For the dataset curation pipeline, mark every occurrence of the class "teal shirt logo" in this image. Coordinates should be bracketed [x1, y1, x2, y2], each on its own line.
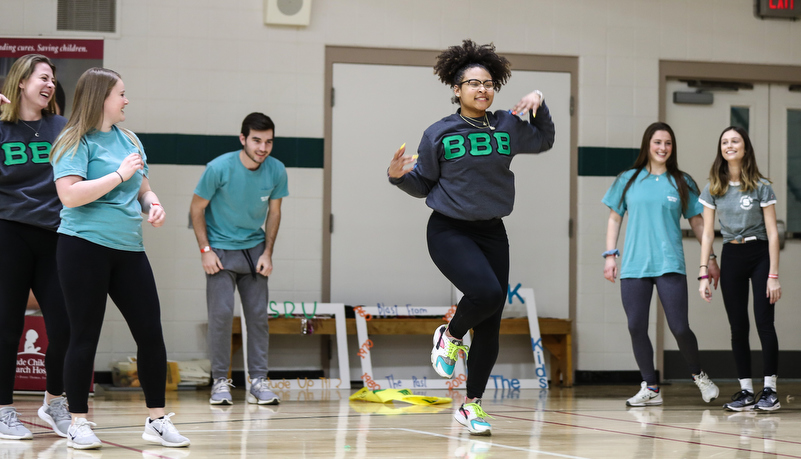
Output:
[442, 132, 510, 160]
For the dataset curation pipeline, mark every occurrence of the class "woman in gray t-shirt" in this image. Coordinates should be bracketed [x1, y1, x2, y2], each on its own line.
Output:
[698, 126, 781, 412]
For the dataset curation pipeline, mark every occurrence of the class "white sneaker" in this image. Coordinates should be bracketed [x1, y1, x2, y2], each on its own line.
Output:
[38, 396, 72, 438]
[142, 413, 190, 448]
[626, 382, 663, 407]
[454, 399, 492, 436]
[67, 418, 102, 450]
[693, 371, 720, 403]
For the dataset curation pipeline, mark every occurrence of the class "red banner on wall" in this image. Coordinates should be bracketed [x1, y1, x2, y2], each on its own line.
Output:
[0, 38, 103, 60]
[15, 315, 48, 391]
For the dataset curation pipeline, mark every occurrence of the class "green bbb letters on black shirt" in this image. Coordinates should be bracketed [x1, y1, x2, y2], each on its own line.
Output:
[390, 103, 555, 221]
[0, 114, 67, 230]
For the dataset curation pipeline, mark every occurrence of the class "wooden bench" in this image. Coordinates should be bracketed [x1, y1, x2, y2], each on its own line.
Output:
[232, 316, 573, 387]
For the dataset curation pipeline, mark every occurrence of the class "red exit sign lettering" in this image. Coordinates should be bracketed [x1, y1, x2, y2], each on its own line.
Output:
[757, 0, 801, 18]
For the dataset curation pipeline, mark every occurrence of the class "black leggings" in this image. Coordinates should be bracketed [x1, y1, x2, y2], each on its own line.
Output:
[720, 240, 778, 378]
[0, 219, 70, 404]
[427, 211, 509, 400]
[620, 274, 701, 386]
[57, 235, 167, 413]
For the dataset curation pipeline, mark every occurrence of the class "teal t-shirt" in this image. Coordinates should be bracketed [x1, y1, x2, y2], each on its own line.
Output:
[602, 169, 703, 279]
[194, 151, 289, 250]
[52, 126, 148, 252]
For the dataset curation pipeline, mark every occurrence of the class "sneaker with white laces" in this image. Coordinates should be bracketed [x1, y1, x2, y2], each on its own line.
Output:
[247, 378, 279, 405]
[431, 325, 469, 379]
[693, 371, 720, 403]
[723, 390, 756, 411]
[67, 418, 102, 450]
[142, 413, 190, 447]
[454, 399, 492, 436]
[626, 382, 663, 407]
[209, 378, 234, 405]
[755, 388, 781, 411]
[38, 396, 72, 438]
[0, 407, 32, 440]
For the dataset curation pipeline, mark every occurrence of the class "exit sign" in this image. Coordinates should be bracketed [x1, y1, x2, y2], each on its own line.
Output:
[756, 0, 800, 19]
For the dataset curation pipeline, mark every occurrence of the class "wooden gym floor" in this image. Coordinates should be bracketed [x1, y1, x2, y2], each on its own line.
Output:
[6, 381, 801, 458]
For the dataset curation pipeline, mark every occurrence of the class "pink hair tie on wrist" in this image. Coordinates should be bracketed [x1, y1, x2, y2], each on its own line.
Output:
[768, 274, 779, 279]
[697, 275, 709, 281]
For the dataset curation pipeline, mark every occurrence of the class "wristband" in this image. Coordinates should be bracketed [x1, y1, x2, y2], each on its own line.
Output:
[601, 249, 620, 259]
[151, 202, 161, 207]
[768, 274, 779, 279]
[708, 253, 716, 260]
[201, 246, 211, 254]
[697, 275, 709, 280]
[114, 171, 124, 183]
[700, 265, 708, 269]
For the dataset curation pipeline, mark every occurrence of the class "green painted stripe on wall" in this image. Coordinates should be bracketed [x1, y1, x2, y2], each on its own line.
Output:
[578, 146, 639, 176]
[138, 133, 324, 168]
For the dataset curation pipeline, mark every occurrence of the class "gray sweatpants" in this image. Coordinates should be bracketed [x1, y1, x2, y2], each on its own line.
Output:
[207, 242, 270, 380]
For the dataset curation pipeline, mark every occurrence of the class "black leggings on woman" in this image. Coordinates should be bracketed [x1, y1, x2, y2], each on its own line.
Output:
[720, 240, 778, 379]
[0, 219, 70, 405]
[57, 235, 167, 413]
[620, 273, 702, 386]
[427, 211, 509, 400]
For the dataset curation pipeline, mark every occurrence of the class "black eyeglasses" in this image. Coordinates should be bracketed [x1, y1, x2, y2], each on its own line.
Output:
[458, 79, 499, 91]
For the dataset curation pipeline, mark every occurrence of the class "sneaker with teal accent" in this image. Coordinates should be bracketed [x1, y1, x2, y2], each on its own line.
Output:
[454, 399, 492, 436]
[431, 325, 469, 379]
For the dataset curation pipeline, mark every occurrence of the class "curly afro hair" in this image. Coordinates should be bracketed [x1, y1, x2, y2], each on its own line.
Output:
[434, 39, 512, 95]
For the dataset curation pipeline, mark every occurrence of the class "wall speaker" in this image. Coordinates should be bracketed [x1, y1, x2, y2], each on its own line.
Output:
[264, 0, 312, 26]
[673, 91, 713, 105]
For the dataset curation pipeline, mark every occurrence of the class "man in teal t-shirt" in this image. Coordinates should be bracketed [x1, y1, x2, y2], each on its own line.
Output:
[190, 113, 288, 406]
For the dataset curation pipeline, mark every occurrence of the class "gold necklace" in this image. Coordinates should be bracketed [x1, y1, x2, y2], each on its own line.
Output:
[459, 112, 495, 130]
[19, 119, 42, 138]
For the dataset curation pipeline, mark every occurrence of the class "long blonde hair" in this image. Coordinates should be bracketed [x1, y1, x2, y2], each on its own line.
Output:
[0, 54, 58, 123]
[51, 68, 138, 163]
[708, 126, 770, 196]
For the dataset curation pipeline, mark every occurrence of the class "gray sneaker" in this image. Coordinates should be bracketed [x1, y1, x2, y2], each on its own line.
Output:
[209, 378, 234, 405]
[723, 390, 755, 411]
[0, 407, 32, 440]
[755, 388, 781, 411]
[38, 396, 71, 438]
[142, 413, 190, 447]
[247, 378, 279, 405]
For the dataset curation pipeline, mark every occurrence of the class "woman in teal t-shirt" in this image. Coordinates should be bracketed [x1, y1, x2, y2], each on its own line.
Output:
[50, 68, 189, 451]
[602, 122, 720, 407]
